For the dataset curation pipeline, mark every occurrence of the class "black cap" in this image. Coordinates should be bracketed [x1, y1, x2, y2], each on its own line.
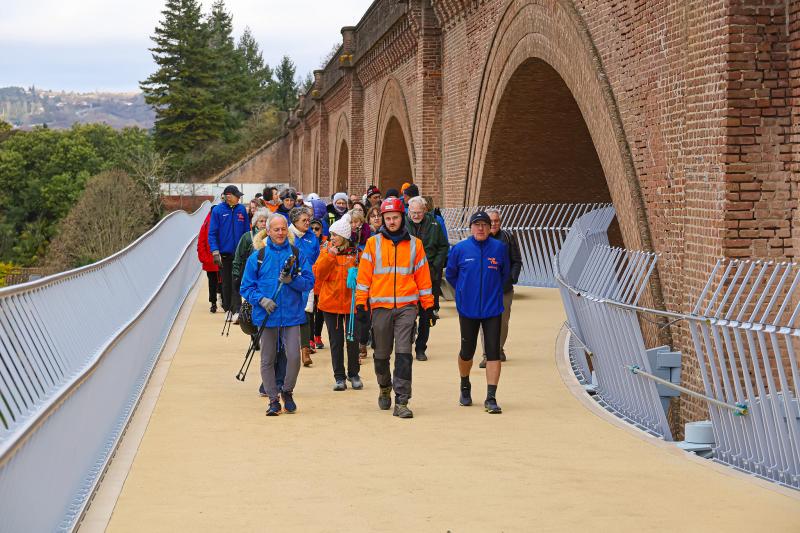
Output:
[366, 185, 381, 197]
[469, 211, 491, 226]
[384, 187, 400, 198]
[404, 184, 420, 198]
[223, 185, 243, 197]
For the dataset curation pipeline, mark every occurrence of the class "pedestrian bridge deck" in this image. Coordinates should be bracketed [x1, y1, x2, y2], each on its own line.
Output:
[93, 284, 800, 532]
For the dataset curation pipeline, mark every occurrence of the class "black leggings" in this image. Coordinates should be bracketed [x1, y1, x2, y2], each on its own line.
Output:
[458, 315, 502, 361]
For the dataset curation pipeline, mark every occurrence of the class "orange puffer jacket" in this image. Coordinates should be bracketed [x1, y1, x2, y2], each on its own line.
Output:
[314, 246, 360, 315]
[356, 229, 434, 310]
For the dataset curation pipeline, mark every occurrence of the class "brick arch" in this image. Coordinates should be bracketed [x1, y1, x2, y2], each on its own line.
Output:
[373, 77, 415, 191]
[467, 0, 652, 253]
[333, 113, 350, 194]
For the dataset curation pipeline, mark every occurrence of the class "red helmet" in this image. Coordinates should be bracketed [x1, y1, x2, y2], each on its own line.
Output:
[380, 197, 405, 215]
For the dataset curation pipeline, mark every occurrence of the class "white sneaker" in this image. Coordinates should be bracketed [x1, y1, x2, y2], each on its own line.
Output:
[232, 312, 240, 325]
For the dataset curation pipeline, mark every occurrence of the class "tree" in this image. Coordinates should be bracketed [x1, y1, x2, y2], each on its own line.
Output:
[207, 0, 248, 135]
[320, 42, 341, 68]
[0, 120, 11, 142]
[300, 72, 314, 94]
[0, 124, 157, 266]
[271, 55, 298, 112]
[140, 0, 226, 155]
[48, 170, 158, 268]
[237, 27, 272, 107]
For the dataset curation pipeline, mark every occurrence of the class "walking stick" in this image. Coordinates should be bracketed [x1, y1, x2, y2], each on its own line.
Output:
[236, 254, 296, 381]
[221, 309, 233, 336]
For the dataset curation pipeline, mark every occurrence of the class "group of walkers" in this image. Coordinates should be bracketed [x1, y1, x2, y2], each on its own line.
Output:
[197, 182, 522, 418]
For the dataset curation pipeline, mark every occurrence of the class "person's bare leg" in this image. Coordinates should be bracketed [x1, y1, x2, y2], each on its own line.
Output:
[486, 360, 501, 386]
[458, 356, 473, 378]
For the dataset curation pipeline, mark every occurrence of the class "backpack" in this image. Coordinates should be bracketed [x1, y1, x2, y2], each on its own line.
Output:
[239, 244, 300, 336]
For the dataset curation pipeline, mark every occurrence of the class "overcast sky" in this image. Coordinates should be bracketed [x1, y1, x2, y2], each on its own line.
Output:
[0, 0, 374, 93]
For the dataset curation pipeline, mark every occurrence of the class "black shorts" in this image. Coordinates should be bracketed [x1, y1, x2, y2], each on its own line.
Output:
[458, 315, 502, 361]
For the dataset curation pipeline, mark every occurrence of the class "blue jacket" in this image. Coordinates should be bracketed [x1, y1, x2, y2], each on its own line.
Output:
[239, 238, 315, 328]
[208, 202, 249, 255]
[291, 227, 320, 303]
[445, 236, 510, 319]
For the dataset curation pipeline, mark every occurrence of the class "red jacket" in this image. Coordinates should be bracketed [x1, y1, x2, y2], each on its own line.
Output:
[197, 212, 219, 272]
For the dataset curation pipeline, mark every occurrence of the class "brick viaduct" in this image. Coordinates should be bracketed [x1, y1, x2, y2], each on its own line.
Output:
[223, 0, 800, 427]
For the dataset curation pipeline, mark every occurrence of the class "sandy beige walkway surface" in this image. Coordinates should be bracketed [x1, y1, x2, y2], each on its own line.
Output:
[106, 287, 800, 532]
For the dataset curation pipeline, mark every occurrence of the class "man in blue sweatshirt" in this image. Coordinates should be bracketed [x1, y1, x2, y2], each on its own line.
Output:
[445, 211, 510, 413]
[208, 185, 250, 316]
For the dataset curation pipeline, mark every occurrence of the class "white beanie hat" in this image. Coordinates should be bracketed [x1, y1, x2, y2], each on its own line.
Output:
[333, 192, 348, 204]
[306, 193, 320, 201]
[329, 213, 352, 240]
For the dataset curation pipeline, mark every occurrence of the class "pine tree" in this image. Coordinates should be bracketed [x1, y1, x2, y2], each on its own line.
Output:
[207, 0, 247, 135]
[237, 27, 272, 108]
[271, 55, 298, 112]
[140, 0, 226, 154]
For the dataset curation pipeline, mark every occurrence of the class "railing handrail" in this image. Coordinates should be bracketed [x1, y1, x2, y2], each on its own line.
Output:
[0, 201, 210, 298]
[554, 257, 800, 337]
[0, 231, 199, 468]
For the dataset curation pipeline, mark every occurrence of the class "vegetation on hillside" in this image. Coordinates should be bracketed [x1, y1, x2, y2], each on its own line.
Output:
[0, 0, 321, 277]
[0, 121, 166, 268]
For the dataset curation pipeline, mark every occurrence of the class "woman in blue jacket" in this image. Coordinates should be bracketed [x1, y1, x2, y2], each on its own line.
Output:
[240, 213, 315, 416]
[445, 211, 509, 414]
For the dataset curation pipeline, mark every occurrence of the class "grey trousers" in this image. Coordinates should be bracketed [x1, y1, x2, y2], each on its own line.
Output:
[371, 306, 417, 403]
[260, 325, 301, 400]
[482, 289, 514, 357]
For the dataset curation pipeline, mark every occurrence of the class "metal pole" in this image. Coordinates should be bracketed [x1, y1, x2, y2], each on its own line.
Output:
[625, 364, 748, 416]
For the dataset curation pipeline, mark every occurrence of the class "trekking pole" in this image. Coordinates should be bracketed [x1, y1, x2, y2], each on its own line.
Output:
[221, 309, 232, 336]
[236, 254, 297, 381]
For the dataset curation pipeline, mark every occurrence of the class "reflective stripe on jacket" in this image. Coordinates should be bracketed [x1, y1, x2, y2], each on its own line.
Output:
[356, 230, 434, 310]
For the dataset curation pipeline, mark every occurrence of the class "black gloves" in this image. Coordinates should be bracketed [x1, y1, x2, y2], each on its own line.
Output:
[356, 305, 370, 326]
[424, 307, 437, 327]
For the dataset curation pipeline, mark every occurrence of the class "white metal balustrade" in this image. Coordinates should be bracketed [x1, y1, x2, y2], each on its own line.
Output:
[689, 260, 800, 489]
[0, 202, 210, 531]
[443, 203, 800, 489]
[440, 203, 610, 288]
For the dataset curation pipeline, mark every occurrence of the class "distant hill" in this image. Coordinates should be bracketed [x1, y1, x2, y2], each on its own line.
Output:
[0, 86, 155, 130]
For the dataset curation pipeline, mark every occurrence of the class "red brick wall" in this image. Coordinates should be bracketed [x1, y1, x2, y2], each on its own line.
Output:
[231, 0, 800, 429]
[478, 57, 610, 206]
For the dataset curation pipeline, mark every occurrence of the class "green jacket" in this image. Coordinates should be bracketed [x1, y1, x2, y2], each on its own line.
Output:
[406, 212, 449, 280]
[233, 229, 266, 279]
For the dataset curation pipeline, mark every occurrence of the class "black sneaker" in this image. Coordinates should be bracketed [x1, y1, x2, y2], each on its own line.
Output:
[484, 398, 502, 414]
[258, 383, 267, 397]
[348, 375, 364, 390]
[282, 391, 297, 413]
[266, 399, 282, 416]
[210, 304, 217, 313]
[378, 387, 392, 410]
[415, 352, 428, 361]
[460, 385, 472, 406]
[500, 352, 507, 362]
[333, 380, 347, 391]
[479, 357, 487, 369]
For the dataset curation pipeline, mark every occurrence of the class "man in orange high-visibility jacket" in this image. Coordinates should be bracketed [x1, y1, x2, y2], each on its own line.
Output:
[356, 197, 434, 419]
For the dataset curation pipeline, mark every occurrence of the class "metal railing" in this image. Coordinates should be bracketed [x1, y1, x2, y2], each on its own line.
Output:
[688, 260, 800, 489]
[0, 202, 210, 531]
[552, 207, 800, 488]
[554, 207, 673, 439]
[440, 203, 610, 288]
[442, 202, 800, 489]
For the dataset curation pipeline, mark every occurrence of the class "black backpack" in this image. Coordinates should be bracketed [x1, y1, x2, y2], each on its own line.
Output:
[239, 244, 300, 336]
